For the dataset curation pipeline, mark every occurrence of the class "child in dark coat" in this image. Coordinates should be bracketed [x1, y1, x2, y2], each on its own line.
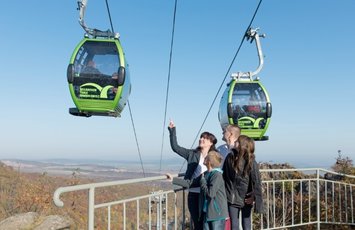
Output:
[167, 151, 228, 229]
[200, 151, 229, 230]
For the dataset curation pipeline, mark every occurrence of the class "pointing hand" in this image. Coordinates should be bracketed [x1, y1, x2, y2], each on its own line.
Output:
[168, 119, 175, 128]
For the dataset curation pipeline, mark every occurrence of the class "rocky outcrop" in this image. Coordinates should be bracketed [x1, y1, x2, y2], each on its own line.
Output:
[0, 212, 74, 230]
[0, 212, 39, 230]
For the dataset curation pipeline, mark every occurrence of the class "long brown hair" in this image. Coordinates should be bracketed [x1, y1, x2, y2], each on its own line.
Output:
[232, 135, 255, 177]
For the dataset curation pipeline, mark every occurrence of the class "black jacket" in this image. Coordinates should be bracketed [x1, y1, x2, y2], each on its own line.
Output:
[168, 127, 201, 188]
[222, 150, 263, 213]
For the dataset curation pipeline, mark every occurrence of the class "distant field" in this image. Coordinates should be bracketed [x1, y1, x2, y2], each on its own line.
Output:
[0, 158, 182, 180]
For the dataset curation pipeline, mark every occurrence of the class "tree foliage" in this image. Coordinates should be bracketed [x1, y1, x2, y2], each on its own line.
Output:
[331, 150, 354, 175]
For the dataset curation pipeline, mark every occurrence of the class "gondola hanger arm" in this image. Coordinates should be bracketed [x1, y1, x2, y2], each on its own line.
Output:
[77, 0, 118, 38]
[231, 28, 265, 81]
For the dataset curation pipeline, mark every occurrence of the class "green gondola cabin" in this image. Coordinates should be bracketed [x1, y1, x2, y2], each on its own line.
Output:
[67, 37, 131, 117]
[219, 78, 272, 140]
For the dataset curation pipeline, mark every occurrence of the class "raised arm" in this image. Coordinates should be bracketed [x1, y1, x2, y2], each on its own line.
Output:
[168, 125, 191, 160]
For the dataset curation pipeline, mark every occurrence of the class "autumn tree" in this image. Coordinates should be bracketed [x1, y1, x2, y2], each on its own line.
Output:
[331, 150, 353, 175]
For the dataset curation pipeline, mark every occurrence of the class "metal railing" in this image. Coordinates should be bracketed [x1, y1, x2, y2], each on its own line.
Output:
[257, 168, 355, 229]
[53, 168, 355, 229]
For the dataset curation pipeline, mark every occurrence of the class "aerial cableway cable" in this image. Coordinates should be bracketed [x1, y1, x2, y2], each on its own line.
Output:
[191, 0, 264, 146]
[128, 101, 146, 177]
[105, 0, 115, 34]
[159, 0, 179, 172]
[104, 0, 146, 177]
[179, 0, 264, 173]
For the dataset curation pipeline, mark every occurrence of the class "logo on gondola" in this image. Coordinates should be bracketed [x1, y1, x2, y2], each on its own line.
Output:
[238, 116, 265, 129]
[79, 83, 114, 99]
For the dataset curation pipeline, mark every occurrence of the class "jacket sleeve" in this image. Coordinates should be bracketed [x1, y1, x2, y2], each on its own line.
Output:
[251, 160, 264, 213]
[200, 172, 223, 199]
[190, 174, 202, 188]
[168, 127, 191, 160]
[172, 177, 191, 188]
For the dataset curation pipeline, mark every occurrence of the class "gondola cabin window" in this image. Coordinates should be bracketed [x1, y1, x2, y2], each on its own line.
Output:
[231, 83, 268, 129]
[72, 41, 120, 100]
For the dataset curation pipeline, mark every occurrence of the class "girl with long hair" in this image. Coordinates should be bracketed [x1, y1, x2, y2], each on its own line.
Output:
[222, 135, 263, 230]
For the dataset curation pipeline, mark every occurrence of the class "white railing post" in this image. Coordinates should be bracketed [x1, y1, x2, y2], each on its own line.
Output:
[308, 179, 311, 222]
[345, 184, 348, 223]
[300, 180, 303, 224]
[156, 200, 159, 230]
[339, 183, 342, 222]
[325, 181, 328, 223]
[182, 189, 186, 230]
[149, 197, 152, 230]
[165, 194, 168, 230]
[88, 187, 95, 230]
[137, 200, 140, 230]
[123, 202, 126, 230]
[332, 182, 335, 222]
[351, 186, 354, 224]
[291, 181, 294, 226]
[174, 193, 177, 230]
[272, 181, 275, 228]
[282, 181, 285, 227]
[266, 182, 269, 229]
[316, 169, 320, 230]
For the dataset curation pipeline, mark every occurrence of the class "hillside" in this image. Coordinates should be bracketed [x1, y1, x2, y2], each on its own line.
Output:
[0, 162, 170, 229]
[0, 154, 353, 229]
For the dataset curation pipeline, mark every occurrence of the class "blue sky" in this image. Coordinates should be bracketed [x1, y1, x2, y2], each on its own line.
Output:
[0, 0, 354, 171]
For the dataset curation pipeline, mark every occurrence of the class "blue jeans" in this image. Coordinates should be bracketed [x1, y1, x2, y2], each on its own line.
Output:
[203, 219, 225, 230]
[188, 192, 203, 230]
[228, 205, 252, 230]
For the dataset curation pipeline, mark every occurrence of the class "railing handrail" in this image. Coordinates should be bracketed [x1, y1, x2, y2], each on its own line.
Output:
[259, 167, 355, 179]
[95, 189, 173, 209]
[54, 175, 168, 207]
[53, 168, 355, 207]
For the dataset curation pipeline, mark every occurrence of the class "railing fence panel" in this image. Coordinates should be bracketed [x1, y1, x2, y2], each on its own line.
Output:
[53, 168, 355, 230]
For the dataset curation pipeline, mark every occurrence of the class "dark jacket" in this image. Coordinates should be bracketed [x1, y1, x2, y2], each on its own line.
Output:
[168, 127, 201, 188]
[199, 168, 229, 222]
[222, 150, 263, 213]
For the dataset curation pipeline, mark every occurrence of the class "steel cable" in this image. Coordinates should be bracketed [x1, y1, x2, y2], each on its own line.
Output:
[104, 0, 146, 177]
[159, 0, 178, 172]
[179, 0, 264, 173]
